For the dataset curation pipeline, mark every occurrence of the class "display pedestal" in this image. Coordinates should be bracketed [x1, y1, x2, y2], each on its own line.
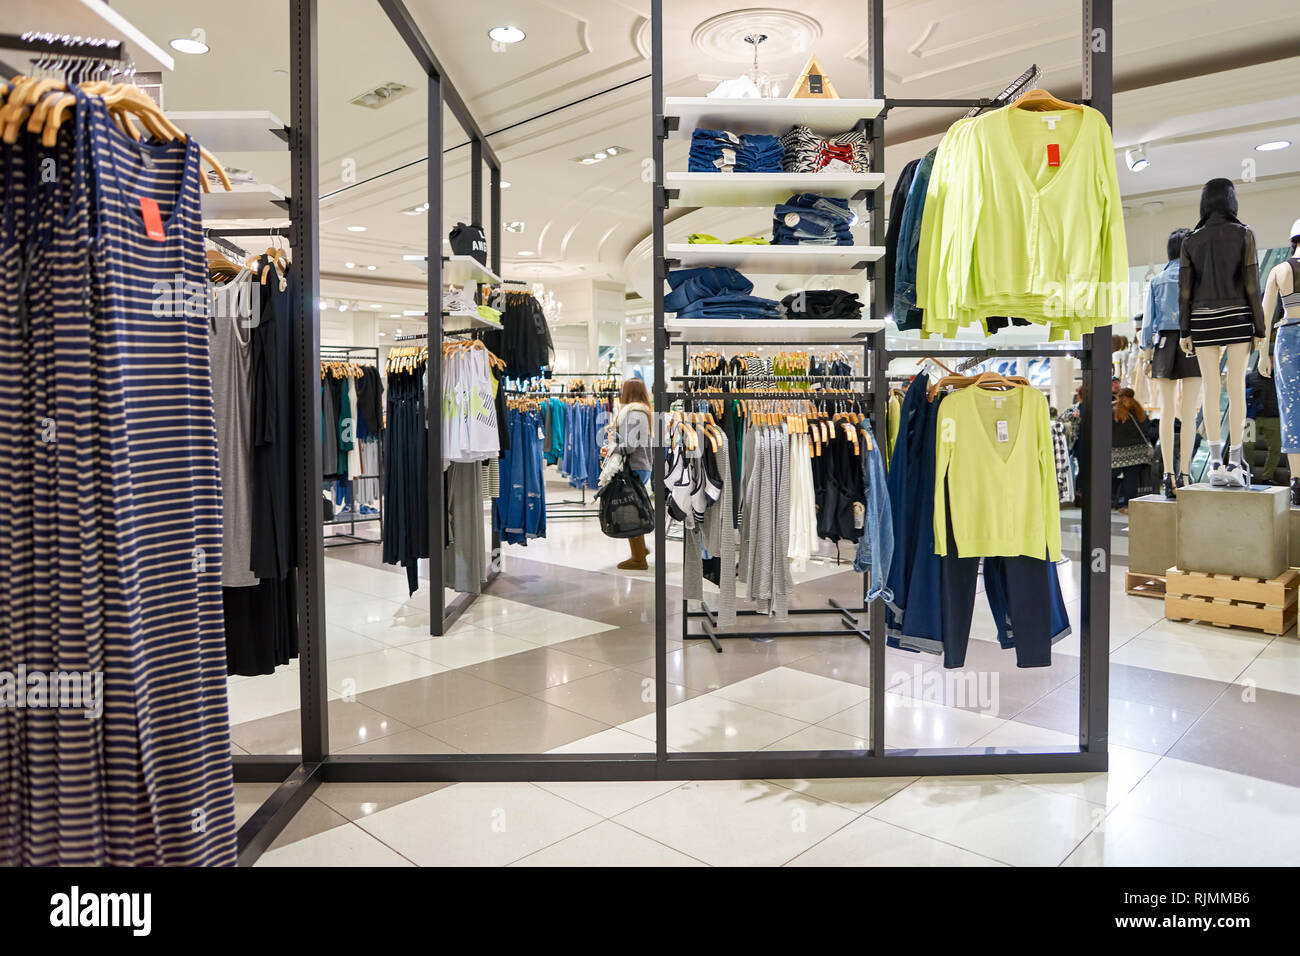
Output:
[1176, 483, 1288, 580]
[1128, 494, 1178, 575]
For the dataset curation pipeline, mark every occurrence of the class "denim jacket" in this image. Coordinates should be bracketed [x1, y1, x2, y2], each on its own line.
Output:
[892, 149, 936, 330]
[853, 421, 895, 602]
[1140, 259, 1180, 350]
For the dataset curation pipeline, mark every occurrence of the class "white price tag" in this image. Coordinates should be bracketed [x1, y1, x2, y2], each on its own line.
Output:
[996, 420, 1010, 443]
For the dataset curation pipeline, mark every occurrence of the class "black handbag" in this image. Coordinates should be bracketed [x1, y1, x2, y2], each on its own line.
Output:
[595, 461, 654, 538]
[448, 221, 487, 265]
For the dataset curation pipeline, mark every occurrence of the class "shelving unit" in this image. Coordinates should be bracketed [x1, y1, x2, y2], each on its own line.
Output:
[664, 317, 883, 344]
[201, 184, 290, 221]
[665, 171, 883, 207]
[663, 96, 883, 138]
[666, 242, 883, 273]
[403, 254, 501, 287]
[166, 111, 289, 152]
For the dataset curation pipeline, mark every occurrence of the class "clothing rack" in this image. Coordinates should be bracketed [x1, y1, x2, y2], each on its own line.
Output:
[320, 346, 382, 547]
[645, 0, 1114, 778]
[0, 32, 125, 62]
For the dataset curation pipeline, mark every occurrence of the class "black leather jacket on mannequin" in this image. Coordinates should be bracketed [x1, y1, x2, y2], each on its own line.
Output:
[1178, 178, 1266, 339]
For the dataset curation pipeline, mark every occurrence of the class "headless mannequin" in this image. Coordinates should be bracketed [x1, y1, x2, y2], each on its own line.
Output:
[1152, 375, 1203, 475]
[1257, 231, 1300, 492]
[1182, 338, 1252, 453]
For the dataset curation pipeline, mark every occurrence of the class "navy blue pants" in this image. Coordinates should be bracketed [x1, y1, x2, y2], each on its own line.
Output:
[940, 515, 1064, 669]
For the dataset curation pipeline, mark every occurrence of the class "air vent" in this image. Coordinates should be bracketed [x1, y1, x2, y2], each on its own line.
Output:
[350, 82, 413, 109]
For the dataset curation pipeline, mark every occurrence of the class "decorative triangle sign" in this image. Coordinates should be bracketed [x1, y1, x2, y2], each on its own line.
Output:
[789, 54, 838, 99]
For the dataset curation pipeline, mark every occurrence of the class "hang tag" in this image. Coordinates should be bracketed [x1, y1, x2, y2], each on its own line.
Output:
[537, 426, 545, 440]
[139, 196, 165, 241]
[852, 501, 865, 530]
[1040, 115, 1060, 131]
[996, 420, 1010, 443]
[1046, 143, 1061, 167]
[784, 212, 801, 227]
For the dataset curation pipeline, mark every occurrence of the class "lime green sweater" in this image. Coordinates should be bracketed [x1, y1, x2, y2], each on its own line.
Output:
[934, 385, 1061, 561]
[916, 105, 1128, 340]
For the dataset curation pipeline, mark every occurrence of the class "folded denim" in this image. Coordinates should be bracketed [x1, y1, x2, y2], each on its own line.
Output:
[689, 129, 785, 173]
[676, 293, 783, 319]
[772, 227, 854, 246]
[778, 193, 854, 223]
[781, 289, 863, 320]
[663, 267, 752, 312]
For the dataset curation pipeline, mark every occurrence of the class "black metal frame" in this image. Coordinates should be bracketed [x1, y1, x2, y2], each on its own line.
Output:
[320, 345, 382, 546]
[231, 0, 1114, 865]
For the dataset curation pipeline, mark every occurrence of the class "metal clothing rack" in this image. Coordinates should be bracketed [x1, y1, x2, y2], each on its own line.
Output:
[320, 346, 382, 547]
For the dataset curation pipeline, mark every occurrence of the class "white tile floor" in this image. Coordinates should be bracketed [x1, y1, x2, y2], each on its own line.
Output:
[241, 503, 1300, 867]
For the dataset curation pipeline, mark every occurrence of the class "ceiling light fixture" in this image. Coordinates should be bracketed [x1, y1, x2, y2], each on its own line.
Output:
[345, 262, 356, 269]
[1124, 145, 1150, 172]
[395, 329, 402, 336]
[378, 331, 387, 337]
[499, 180, 512, 189]
[366, 265, 377, 271]
[506, 221, 525, 233]
[347, 225, 367, 232]
[169, 36, 209, 55]
[488, 26, 526, 44]
[517, 250, 534, 256]
[370, 303, 382, 309]
[593, 151, 607, 160]
[1256, 139, 1292, 152]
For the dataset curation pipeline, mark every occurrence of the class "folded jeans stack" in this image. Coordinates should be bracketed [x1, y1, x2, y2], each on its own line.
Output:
[689, 128, 785, 173]
[772, 193, 855, 245]
[664, 267, 782, 319]
[781, 289, 863, 320]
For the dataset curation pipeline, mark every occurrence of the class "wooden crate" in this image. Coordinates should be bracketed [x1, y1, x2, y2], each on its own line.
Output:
[1125, 571, 1166, 599]
[1165, 567, 1300, 635]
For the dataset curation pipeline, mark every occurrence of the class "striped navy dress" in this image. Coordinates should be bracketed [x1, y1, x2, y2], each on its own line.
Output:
[1, 90, 237, 865]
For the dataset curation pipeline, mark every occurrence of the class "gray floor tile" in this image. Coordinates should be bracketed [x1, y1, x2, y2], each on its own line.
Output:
[1013, 685, 1202, 755]
[536, 666, 695, 725]
[460, 646, 614, 694]
[626, 642, 799, 692]
[1169, 710, 1300, 788]
[1059, 662, 1228, 713]
[336, 727, 463, 755]
[267, 797, 350, 850]
[355, 670, 520, 727]
[314, 781, 453, 821]
[554, 629, 679, 666]
[230, 699, 412, 755]
[419, 695, 610, 753]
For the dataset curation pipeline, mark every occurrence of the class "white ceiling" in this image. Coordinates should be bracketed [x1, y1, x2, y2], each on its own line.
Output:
[82, 0, 1300, 325]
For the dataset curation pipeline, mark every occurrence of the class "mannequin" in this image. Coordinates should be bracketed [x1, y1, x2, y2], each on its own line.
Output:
[1178, 179, 1266, 488]
[1142, 227, 1202, 497]
[1256, 217, 1300, 505]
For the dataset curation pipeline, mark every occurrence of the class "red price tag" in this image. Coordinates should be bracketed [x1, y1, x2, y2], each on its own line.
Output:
[1046, 143, 1061, 167]
[139, 196, 166, 241]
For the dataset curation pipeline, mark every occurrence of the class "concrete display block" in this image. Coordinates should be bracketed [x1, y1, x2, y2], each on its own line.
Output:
[1176, 483, 1289, 580]
[1291, 509, 1300, 568]
[1128, 494, 1179, 576]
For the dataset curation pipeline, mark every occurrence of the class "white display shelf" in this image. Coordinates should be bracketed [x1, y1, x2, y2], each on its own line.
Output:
[201, 184, 289, 221]
[664, 97, 883, 140]
[664, 317, 884, 344]
[666, 242, 883, 274]
[166, 111, 288, 152]
[402, 254, 501, 286]
[4, 0, 174, 72]
[443, 310, 501, 332]
[666, 171, 884, 207]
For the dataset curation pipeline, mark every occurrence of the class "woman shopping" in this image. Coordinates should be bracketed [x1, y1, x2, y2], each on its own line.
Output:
[1112, 387, 1156, 512]
[605, 378, 655, 570]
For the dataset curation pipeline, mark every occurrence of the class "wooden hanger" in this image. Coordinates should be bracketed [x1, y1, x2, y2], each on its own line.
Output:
[1008, 87, 1083, 112]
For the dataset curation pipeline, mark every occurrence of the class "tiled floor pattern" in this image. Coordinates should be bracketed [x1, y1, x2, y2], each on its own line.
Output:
[236, 508, 1300, 865]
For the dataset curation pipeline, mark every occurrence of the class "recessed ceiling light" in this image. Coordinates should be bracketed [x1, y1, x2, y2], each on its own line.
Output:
[593, 151, 607, 160]
[339, 302, 348, 312]
[640, 335, 647, 342]
[580, 157, 597, 165]
[488, 26, 526, 44]
[345, 262, 356, 269]
[395, 329, 403, 336]
[499, 180, 512, 189]
[389, 314, 400, 318]
[169, 37, 209, 55]
[370, 304, 382, 309]
[378, 331, 387, 337]
[366, 265, 377, 271]
[518, 250, 534, 256]
[1256, 139, 1292, 152]
[347, 225, 367, 232]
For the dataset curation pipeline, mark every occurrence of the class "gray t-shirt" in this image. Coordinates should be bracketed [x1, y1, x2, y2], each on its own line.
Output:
[210, 307, 258, 588]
